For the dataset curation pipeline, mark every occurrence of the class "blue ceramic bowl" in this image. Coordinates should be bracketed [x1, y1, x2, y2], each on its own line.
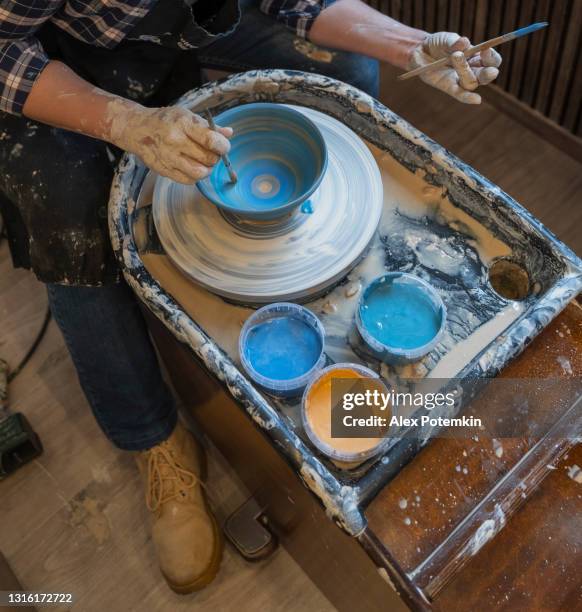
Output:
[197, 103, 328, 220]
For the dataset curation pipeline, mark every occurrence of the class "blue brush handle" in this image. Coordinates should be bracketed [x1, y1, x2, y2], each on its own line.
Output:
[399, 22, 549, 81]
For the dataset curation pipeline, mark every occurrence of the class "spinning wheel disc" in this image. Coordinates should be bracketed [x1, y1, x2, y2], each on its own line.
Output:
[153, 106, 383, 304]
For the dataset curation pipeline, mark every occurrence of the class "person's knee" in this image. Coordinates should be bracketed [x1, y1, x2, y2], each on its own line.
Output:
[333, 55, 380, 98]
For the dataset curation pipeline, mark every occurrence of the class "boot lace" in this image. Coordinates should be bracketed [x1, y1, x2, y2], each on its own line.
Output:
[145, 444, 199, 513]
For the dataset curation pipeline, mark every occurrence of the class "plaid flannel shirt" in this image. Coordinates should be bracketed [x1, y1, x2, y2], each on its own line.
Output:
[0, 0, 326, 116]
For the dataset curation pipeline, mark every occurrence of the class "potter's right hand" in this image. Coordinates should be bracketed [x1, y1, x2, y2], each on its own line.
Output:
[107, 102, 232, 184]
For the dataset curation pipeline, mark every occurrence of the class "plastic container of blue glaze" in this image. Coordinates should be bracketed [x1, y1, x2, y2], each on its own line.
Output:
[239, 303, 326, 397]
[197, 103, 328, 220]
[356, 273, 446, 365]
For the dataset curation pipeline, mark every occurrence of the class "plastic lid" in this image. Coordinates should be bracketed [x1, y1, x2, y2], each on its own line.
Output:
[356, 272, 447, 361]
[239, 302, 326, 394]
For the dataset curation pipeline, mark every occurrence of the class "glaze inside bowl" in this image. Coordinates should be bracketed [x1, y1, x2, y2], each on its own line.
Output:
[197, 103, 328, 220]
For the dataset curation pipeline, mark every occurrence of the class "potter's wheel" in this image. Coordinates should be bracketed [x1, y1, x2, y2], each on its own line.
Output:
[153, 106, 383, 304]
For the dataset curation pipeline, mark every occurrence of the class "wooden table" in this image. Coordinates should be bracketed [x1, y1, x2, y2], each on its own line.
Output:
[366, 299, 582, 610]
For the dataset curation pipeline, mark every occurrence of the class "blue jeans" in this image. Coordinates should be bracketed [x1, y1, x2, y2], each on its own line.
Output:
[201, 0, 380, 98]
[48, 3, 379, 451]
[47, 283, 178, 451]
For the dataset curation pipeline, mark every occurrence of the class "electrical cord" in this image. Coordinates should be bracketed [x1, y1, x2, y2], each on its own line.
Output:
[0, 212, 53, 384]
[7, 305, 52, 383]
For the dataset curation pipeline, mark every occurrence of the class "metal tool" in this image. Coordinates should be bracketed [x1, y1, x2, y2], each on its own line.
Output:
[203, 108, 238, 183]
[399, 22, 549, 81]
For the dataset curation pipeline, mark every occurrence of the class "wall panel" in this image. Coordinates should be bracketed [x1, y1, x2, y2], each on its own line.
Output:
[369, 0, 582, 137]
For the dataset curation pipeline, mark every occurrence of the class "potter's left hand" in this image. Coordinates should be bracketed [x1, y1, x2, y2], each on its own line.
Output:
[409, 32, 502, 104]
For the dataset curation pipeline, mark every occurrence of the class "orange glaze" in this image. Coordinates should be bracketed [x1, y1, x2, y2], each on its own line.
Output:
[304, 367, 390, 458]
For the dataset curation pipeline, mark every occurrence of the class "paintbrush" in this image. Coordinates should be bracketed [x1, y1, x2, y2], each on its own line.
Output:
[203, 108, 238, 184]
[398, 22, 549, 81]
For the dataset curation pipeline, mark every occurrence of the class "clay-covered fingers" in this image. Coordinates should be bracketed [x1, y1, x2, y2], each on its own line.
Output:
[170, 112, 233, 170]
[179, 136, 221, 167]
[449, 39, 502, 89]
[163, 168, 196, 185]
[171, 154, 212, 184]
[474, 66, 499, 85]
[480, 47, 502, 68]
[413, 31, 503, 104]
[446, 82, 481, 105]
[468, 47, 502, 85]
[451, 51, 479, 91]
[448, 35, 471, 53]
[109, 103, 234, 183]
[184, 113, 232, 157]
[427, 69, 481, 104]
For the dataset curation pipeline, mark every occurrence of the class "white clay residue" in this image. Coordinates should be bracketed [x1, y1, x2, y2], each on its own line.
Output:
[567, 464, 582, 484]
[492, 438, 504, 458]
[466, 503, 506, 556]
[345, 281, 361, 298]
[556, 355, 573, 376]
[428, 302, 525, 379]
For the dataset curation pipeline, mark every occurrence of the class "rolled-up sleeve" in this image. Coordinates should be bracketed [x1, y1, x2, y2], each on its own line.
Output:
[0, 2, 57, 116]
[260, 0, 330, 39]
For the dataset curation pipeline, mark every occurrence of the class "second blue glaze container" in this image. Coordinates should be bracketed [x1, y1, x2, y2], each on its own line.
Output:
[356, 273, 447, 365]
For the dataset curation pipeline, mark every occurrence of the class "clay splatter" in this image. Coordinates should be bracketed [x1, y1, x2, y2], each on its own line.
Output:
[567, 464, 582, 484]
[556, 356, 573, 375]
[293, 39, 335, 63]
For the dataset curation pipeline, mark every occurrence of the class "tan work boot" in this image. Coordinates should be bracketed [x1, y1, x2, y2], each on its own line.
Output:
[135, 422, 223, 593]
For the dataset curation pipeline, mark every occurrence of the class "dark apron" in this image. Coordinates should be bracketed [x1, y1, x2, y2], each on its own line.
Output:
[0, 0, 239, 286]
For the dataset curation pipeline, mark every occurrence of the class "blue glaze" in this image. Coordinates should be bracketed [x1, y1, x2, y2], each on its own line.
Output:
[356, 274, 446, 365]
[198, 103, 327, 220]
[507, 22, 548, 39]
[300, 200, 313, 214]
[239, 303, 326, 396]
[245, 316, 322, 380]
[360, 282, 440, 349]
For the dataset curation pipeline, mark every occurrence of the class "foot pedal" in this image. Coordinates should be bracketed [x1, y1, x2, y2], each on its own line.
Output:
[0, 413, 43, 480]
[224, 497, 278, 562]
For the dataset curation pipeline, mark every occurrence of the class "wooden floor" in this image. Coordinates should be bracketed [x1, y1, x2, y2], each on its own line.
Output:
[0, 71, 581, 612]
[0, 258, 334, 611]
